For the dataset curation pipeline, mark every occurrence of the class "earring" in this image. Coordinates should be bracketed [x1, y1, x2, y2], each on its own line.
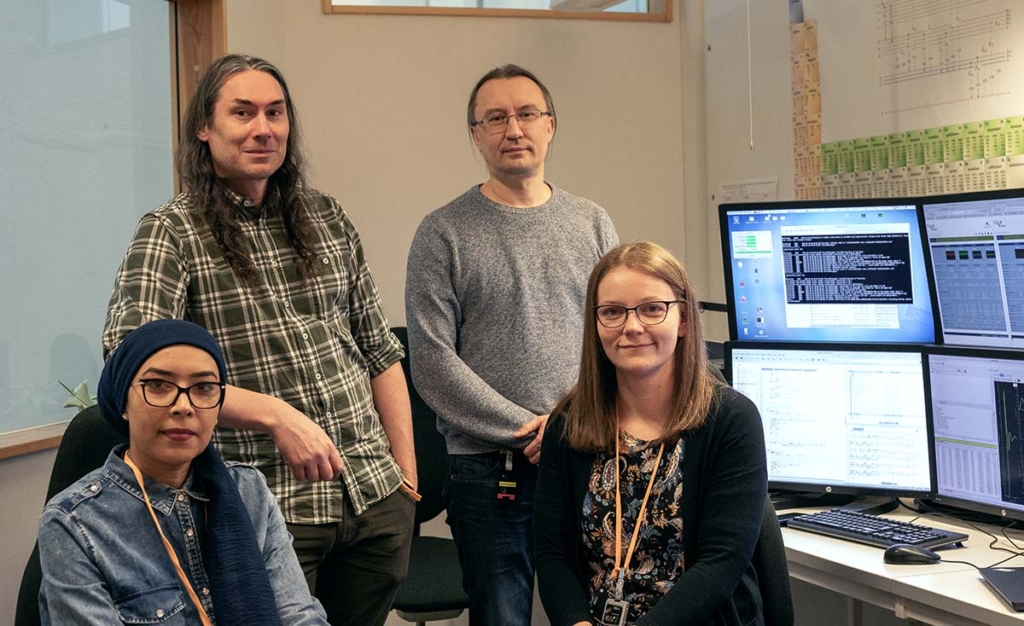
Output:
[122, 413, 128, 421]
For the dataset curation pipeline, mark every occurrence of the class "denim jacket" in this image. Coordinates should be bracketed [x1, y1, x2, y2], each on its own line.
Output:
[38, 445, 328, 625]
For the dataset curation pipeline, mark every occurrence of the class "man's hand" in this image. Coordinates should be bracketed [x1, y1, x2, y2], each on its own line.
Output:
[515, 414, 549, 465]
[268, 400, 344, 482]
[219, 385, 343, 482]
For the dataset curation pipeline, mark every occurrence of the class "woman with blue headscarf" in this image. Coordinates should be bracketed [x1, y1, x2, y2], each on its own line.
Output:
[37, 319, 328, 625]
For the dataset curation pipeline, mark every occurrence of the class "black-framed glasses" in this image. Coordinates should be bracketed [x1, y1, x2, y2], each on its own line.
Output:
[471, 109, 552, 134]
[593, 300, 686, 328]
[135, 379, 226, 409]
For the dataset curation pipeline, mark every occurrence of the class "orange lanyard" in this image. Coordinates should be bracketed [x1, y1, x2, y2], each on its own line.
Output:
[611, 416, 665, 601]
[125, 452, 213, 626]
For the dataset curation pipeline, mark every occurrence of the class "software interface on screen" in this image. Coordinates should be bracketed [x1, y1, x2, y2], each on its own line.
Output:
[923, 195, 1024, 348]
[721, 202, 935, 342]
[729, 344, 931, 494]
[929, 350, 1024, 517]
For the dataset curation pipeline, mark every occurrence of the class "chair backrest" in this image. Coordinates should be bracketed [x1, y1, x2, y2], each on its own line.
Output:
[752, 496, 794, 626]
[15, 404, 127, 626]
[392, 326, 449, 529]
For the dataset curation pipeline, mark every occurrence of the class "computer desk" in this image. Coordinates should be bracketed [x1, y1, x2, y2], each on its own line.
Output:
[781, 506, 1024, 626]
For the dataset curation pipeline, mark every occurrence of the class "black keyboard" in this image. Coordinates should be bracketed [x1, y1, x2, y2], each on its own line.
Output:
[786, 509, 968, 549]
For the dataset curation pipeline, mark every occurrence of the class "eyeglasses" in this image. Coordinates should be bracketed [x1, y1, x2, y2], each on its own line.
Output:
[471, 109, 552, 134]
[135, 379, 226, 409]
[593, 300, 686, 328]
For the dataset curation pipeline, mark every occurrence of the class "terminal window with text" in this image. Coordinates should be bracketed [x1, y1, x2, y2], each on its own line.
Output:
[727, 343, 932, 497]
[923, 192, 1024, 349]
[928, 347, 1024, 521]
[720, 201, 936, 343]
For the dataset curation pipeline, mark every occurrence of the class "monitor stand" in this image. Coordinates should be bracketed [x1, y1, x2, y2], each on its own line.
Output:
[837, 496, 900, 516]
[770, 491, 855, 511]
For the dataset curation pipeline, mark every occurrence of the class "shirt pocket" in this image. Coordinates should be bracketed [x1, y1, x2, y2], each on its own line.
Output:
[114, 584, 188, 624]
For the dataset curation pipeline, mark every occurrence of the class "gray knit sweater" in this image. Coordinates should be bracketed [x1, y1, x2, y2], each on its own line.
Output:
[405, 184, 619, 455]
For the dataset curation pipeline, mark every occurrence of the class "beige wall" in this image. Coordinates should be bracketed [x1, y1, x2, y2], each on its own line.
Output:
[225, 0, 715, 331]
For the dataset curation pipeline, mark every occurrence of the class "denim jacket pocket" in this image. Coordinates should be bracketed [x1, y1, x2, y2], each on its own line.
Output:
[114, 584, 188, 624]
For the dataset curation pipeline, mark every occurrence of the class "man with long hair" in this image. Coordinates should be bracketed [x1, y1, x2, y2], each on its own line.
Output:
[103, 54, 416, 626]
[405, 64, 618, 625]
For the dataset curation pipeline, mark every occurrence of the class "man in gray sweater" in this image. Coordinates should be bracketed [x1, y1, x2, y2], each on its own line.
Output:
[405, 64, 618, 626]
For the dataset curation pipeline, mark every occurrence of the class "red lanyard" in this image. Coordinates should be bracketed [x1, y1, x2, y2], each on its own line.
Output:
[611, 415, 665, 601]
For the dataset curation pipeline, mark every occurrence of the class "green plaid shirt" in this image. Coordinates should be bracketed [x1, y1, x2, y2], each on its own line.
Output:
[103, 190, 404, 522]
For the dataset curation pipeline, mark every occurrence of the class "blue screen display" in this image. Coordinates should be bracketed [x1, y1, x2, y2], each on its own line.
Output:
[720, 201, 936, 343]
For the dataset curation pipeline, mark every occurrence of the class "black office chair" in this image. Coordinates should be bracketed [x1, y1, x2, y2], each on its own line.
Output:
[752, 495, 795, 626]
[390, 327, 469, 625]
[15, 404, 128, 626]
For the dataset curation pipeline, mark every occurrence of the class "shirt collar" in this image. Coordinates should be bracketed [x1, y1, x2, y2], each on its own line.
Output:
[104, 445, 210, 515]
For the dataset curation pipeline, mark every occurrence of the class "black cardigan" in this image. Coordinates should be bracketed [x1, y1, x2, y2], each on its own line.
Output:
[534, 387, 768, 626]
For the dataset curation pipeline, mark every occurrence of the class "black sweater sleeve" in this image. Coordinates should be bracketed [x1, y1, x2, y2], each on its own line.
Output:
[534, 414, 595, 626]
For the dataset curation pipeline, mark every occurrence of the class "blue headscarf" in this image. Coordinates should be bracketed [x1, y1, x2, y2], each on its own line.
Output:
[100, 319, 283, 626]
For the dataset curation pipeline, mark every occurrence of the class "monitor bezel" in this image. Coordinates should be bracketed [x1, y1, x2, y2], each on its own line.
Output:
[718, 197, 940, 344]
[725, 340, 935, 499]
[919, 188, 1024, 347]
[922, 344, 1024, 523]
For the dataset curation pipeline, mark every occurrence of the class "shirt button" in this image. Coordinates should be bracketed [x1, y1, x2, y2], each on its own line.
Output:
[316, 373, 322, 380]
[272, 261, 279, 267]
[186, 528, 194, 538]
[322, 257, 330, 265]
[302, 333, 309, 340]
[89, 484, 99, 493]
[156, 609, 165, 618]
[326, 411, 333, 418]
[177, 493, 186, 502]
[202, 587, 210, 596]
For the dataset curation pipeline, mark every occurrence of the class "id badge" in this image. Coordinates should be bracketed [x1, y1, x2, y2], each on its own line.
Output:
[599, 597, 628, 626]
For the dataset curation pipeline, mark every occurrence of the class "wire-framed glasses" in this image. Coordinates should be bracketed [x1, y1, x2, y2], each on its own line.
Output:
[135, 379, 226, 409]
[471, 109, 552, 134]
[593, 300, 686, 328]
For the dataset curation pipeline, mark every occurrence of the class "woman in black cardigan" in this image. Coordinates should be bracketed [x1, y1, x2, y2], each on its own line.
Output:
[534, 242, 767, 626]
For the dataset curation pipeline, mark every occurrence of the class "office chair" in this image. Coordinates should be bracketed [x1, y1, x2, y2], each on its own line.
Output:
[15, 404, 128, 626]
[753, 495, 795, 626]
[390, 327, 469, 625]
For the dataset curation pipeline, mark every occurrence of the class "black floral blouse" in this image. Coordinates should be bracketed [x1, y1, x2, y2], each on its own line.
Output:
[581, 430, 686, 624]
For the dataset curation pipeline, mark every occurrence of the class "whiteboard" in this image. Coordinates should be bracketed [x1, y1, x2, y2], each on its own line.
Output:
[0, 0, 174, 444]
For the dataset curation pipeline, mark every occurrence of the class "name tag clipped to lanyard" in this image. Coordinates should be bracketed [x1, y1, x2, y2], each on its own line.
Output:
[595, 572, 628, 626]
[497, 450, 517, 502]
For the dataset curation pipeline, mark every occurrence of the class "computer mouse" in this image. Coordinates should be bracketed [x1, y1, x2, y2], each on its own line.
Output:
[883, 544, 942, 565]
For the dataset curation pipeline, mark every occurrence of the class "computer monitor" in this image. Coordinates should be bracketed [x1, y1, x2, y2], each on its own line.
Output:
[926, 345, 1024, 522]
[719, 199, 937, 343]
[726, 342, 933, 499]
[921, 190, 1024, 348]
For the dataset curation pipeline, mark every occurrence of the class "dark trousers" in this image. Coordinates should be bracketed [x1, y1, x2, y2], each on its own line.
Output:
[287, 489, 415, 626]
[446, 451, 538, 626]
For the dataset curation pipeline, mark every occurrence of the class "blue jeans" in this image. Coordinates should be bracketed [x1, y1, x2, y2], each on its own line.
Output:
[446, 451, 537, 626]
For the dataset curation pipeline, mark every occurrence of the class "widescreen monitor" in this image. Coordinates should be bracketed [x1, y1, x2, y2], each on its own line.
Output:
[921, 190, 1024, 348]
[726, 342, 933, 498]
[719, 200, 937, 343]
[926, 346, 1024, 522]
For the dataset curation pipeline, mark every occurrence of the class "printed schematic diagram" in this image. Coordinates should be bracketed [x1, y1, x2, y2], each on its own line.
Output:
[877, 0, 1012, 111]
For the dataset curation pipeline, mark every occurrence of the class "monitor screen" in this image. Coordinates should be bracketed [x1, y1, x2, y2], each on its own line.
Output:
[719, 200, 937, 343]
[726, 342, 933, 497]
[921, 191, 1024, 348]
[927, 346, 1024, 522]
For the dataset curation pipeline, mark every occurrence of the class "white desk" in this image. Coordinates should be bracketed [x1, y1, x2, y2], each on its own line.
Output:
[782, 507, 1024, 626]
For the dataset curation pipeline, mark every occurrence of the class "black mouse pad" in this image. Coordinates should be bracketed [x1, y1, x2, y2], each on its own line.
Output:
[980, 567, 1024, 611]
